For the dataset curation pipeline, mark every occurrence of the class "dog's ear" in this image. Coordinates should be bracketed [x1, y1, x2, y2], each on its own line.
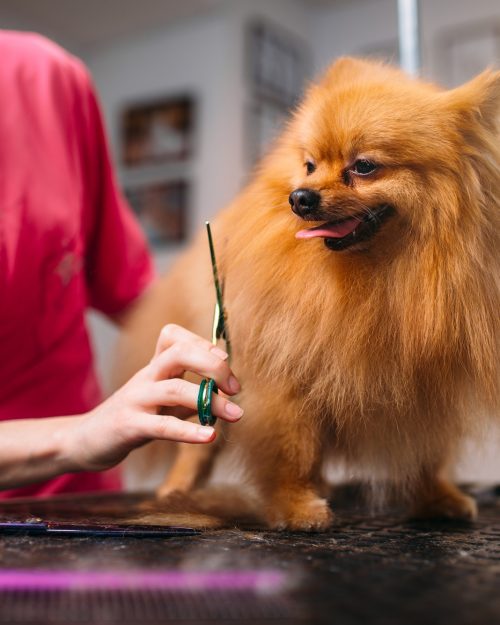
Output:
[444, 69, 500, 132]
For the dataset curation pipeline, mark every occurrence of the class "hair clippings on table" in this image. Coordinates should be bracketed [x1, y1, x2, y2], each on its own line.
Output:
[197, 222, 231, 427]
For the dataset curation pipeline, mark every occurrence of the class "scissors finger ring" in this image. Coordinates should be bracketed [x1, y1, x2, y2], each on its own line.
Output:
[197, 378, 218, 426]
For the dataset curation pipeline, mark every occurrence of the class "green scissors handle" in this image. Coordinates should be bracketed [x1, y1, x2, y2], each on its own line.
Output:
[197, 378, 218, 427]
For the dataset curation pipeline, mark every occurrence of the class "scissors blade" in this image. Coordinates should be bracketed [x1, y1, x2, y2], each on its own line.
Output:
[206, 222, 230, 353]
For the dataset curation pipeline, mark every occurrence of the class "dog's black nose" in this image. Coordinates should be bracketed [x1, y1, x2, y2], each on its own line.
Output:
[289, 188, 320, 218]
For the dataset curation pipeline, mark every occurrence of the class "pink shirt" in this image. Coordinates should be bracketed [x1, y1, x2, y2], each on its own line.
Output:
[0, 32, 154, 497]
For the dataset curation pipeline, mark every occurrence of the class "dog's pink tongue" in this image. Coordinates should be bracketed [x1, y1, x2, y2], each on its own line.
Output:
[295, 217, 362, 240]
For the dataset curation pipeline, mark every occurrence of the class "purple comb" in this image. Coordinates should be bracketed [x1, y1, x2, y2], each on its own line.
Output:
[0, 569, 287, 592]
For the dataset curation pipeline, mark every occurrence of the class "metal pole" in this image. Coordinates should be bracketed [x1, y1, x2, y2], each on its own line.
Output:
[397, 0, 420, 76]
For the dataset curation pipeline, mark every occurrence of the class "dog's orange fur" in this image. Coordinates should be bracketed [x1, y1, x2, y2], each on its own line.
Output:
[115, 58, 500, 530]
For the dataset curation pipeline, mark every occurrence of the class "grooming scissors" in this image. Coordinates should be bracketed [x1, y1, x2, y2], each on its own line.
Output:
[197, 222, 231, 426]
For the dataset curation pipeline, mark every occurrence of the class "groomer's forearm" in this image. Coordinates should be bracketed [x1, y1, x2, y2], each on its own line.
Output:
[0, 416, 81, 489]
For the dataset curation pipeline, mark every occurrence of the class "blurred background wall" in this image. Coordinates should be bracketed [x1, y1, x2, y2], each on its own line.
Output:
[1, 0, 499, 481]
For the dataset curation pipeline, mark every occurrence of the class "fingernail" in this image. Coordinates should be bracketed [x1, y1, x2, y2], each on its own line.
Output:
[197, 426, 215, 440]
[228, 375, 241, 394]
[224, 402, 244, 419]
[211, 347, 229, 360]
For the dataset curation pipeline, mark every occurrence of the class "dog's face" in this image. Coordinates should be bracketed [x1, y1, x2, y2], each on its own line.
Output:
[286, 58, 500, 253]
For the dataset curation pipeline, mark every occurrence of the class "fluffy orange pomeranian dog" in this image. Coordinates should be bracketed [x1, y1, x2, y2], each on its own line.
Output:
[115, 58, 500, 530]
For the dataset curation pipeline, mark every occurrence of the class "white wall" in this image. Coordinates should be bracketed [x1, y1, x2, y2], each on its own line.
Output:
[0, 7, 80, 55]
[420, 0, 500, 84]
[310, 0, 399, 75]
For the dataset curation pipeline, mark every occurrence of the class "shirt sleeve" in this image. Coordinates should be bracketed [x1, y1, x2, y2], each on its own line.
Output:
[78, 68, 155, 317]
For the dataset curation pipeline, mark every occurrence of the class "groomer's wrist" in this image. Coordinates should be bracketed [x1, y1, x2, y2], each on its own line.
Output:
[52, 415, 87, 475]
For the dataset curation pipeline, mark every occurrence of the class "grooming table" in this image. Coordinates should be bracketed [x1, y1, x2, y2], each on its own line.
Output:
[0, 486, 499, 624]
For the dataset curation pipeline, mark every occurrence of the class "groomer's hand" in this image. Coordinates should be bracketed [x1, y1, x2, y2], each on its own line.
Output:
[65, 324, 242, 472]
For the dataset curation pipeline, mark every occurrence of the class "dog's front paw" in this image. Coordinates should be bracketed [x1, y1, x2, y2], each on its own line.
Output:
[411, 491, 477, 521]
[267, 495, 334, 532]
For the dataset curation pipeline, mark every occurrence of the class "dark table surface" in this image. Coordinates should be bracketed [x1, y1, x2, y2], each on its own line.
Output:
[0, 485, 499, 625]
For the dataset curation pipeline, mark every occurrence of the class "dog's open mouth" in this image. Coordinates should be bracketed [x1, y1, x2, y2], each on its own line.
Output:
[295, 204, 394, 251]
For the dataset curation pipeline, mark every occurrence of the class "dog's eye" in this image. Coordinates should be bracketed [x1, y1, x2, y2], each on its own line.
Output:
[305, 160, 316, 175]
[352, 160, 376, 175]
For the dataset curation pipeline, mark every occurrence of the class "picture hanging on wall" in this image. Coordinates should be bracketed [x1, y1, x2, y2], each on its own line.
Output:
[121, 96, 194, 166]
[124, 180, 188, 247]
[246, 20, 309, 164]
[120, 92, 196, 248]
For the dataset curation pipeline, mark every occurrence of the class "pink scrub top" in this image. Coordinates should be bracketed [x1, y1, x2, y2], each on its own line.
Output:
[0, 32, 155, 497]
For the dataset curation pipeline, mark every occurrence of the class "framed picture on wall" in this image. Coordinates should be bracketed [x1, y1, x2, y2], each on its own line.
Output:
[124, 180, 188, 246]
[120, 92, 196, 249]
[121, 96, 194, 166]
[246, 20, 309, 164]
[248, 21, 306, 107]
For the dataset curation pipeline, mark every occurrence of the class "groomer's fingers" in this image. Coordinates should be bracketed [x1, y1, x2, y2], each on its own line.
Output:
[153, 323, 228, 361]
[149, 341, 240, 396]
[142, 414, 216, 444]
[137, 378, 244, 422]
